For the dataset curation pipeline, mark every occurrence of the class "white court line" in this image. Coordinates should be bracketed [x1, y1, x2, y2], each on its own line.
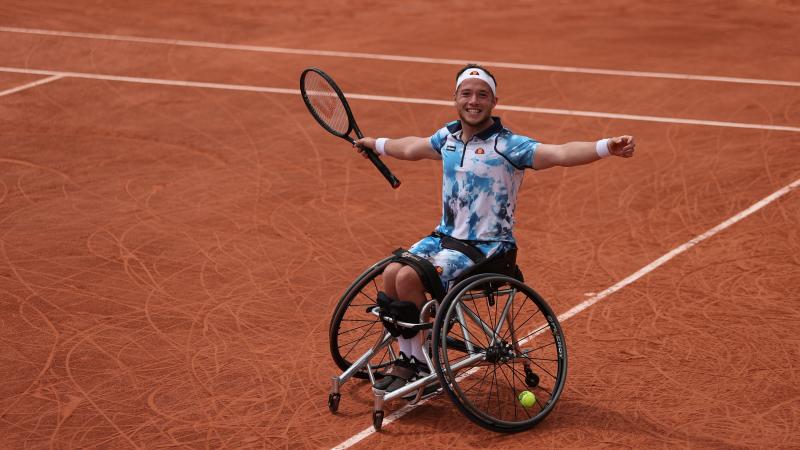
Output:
[1, 66, 798, 133]
[332, 177, 800, 449]
[0, 26, 799, 88]
[0, 74, 62, 97]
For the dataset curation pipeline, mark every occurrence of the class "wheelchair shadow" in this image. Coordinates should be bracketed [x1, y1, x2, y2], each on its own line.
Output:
[392, 397, 742, 447]
[539, 399, 744, 447]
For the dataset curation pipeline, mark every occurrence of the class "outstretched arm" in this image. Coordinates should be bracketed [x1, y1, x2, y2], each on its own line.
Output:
[532, 135, 635, 170]
[354, 137, 441, 161]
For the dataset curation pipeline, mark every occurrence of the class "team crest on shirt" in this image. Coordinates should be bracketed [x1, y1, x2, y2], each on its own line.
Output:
[445, 144, 456, 152]
[475, 148, 485, 155]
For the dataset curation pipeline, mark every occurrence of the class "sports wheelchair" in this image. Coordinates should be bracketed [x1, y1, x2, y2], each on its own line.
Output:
[328, 246, 567, 432]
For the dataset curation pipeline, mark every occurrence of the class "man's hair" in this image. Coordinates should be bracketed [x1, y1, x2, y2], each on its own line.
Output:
[455, 63, 498, 88]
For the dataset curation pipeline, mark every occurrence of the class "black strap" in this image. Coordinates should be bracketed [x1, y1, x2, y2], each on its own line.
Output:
[432, 231, 485, 264]
[391, 249, 446, 300]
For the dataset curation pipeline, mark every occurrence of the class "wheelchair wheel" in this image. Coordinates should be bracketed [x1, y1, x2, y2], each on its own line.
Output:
[432, 274, 567, 433]
[329, 256, 397, 379]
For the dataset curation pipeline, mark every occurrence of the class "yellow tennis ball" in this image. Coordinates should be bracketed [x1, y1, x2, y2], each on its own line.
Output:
[518, 390, 535, 408]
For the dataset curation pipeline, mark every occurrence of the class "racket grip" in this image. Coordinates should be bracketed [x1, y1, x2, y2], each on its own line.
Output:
[365, 149, 401, 189]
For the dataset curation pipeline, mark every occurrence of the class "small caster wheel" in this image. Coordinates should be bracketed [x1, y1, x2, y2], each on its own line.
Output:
[372, 410, 384, 431]
[328, 393, 341, 413]
[524, 366, 540, 388]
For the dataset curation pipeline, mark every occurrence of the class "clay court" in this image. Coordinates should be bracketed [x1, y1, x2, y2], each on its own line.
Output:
[1, 1, 799, 448]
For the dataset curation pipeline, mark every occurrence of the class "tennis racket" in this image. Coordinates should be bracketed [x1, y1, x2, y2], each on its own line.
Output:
[300, 68, 401, 189]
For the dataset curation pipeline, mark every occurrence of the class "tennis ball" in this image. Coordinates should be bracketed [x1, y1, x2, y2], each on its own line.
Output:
[518, 390, 535, 408]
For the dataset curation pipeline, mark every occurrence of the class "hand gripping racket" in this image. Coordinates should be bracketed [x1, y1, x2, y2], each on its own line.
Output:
[300, 68, 401, 189]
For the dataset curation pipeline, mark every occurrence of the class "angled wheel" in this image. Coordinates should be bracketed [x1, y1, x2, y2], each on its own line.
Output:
[329, 256, 397, 379]
[432, 274, 567, 433]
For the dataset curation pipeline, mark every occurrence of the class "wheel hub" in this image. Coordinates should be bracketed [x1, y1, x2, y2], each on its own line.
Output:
[484, 340, 515, 363]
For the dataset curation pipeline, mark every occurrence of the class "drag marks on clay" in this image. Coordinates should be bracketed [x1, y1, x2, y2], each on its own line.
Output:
[2, 8, 799, 448]
[566, 195, 800, 447]
[0, 77, 341, 445]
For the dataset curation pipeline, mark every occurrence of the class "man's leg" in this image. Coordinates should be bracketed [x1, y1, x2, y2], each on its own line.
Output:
[393, 266, 429, 366]
[373, 264, 430, 392]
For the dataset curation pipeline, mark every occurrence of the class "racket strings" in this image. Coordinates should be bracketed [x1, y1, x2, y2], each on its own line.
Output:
[305, 73, 349, 135]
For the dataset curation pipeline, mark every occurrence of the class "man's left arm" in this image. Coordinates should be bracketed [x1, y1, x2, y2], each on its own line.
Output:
[532, 136, 635, 170]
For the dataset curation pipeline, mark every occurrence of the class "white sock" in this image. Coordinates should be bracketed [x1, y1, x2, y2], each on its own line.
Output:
[410, 334, 428, 368]
[397, 337, 413, 358]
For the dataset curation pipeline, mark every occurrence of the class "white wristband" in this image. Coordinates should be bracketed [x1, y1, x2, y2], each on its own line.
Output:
[595, 138, 610, 158]
[375, 138, 388, 156]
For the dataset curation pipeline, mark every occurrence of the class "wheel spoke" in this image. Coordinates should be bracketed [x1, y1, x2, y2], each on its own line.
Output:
[337, 320, 380, 335]
[339, 323, 381, 359]
[515, 323, 550, 345]
[500, 361, 531, 419]
[501, 297, 542, 342]
[517, 354, 558, 380]
[459, 364, 494, 396]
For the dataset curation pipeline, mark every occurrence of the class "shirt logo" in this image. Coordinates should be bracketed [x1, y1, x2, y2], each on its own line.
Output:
[475, 148, 485, 155]
[445, 144, 456, 152]
[435, 266, 444, 274]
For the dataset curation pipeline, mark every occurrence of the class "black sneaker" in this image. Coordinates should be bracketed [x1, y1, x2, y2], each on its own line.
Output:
[385, 355, 430, 393]
[373, 353, 415, 391]
[400, 356, 439, 400]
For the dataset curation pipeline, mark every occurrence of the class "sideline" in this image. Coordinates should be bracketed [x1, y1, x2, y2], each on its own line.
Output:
[0, 74, 62, 97]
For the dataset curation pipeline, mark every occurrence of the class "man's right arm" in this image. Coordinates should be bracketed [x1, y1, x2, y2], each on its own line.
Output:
[354, 137, 441, 161]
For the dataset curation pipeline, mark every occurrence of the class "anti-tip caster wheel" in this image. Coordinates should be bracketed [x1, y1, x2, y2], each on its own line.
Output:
[328, 393, 341, 413]
[372, 410, 384, 431]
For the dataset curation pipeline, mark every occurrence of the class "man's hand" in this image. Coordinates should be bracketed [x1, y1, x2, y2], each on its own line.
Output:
[608, 135, 635, 158]
[353, 137, 376, 159]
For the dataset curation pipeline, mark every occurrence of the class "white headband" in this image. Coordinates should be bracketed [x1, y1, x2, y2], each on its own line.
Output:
[455, 68, 496, 96]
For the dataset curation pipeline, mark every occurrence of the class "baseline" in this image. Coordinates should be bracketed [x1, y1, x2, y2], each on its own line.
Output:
[0, 26, 798, 88]
[0, 66, 798, 133]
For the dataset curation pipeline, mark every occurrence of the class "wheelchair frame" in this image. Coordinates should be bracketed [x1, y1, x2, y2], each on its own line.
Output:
[328, 256, 567, 432]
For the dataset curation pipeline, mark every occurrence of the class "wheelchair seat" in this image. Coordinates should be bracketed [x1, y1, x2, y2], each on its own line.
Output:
[449, 247, 524, 288]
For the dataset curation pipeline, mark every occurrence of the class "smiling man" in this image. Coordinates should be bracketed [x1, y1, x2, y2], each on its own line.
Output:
[354, 63, 636, 393]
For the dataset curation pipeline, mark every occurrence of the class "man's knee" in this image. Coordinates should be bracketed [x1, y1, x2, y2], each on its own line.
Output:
[383, 262, 403, 281]
[395, 266, 424, 292]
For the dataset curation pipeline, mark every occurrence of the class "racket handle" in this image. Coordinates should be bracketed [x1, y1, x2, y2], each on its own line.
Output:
[364, 149, 401, 189]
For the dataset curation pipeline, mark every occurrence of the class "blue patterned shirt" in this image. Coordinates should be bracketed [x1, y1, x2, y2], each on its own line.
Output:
[428, 117, 539, 242]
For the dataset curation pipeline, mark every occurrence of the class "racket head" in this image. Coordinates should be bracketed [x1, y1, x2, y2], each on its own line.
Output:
[300, 68, 356, 140]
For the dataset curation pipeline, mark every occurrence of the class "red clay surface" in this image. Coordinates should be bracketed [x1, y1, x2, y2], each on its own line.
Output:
[1, 1, 799, 448]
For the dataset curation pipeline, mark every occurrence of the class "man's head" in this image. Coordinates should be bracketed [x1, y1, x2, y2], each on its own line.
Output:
[454, 64, 498, 128]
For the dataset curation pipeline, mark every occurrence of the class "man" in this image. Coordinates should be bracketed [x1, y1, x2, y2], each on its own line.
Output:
[354, 64, 635, 392]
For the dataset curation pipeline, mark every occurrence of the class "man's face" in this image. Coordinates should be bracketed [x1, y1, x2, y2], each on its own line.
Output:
[454, 78, 497, 127]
